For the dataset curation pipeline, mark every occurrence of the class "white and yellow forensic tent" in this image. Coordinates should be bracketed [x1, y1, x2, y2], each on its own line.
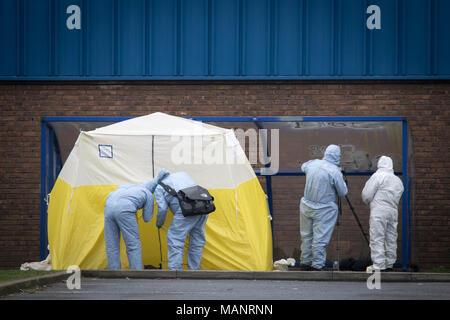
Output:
[48, 112, 273, 271]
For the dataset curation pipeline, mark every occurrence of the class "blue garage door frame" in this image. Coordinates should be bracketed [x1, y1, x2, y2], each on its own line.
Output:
[40, 115, 411, 270]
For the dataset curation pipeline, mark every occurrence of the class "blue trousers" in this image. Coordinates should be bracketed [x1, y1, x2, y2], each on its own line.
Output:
[104, 210, 143, 270]
[300, 201, 338, 269]
[167, 213, 208, 270]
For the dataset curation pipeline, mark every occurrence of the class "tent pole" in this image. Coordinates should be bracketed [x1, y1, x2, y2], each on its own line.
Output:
[402, 120, 408, 271]
[266, 175, 274, 237]
[152, 135, 155, 177]
[40, 120, 48, 260]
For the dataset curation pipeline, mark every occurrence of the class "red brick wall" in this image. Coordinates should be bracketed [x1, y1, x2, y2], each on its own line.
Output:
[0, 80, 448, 270]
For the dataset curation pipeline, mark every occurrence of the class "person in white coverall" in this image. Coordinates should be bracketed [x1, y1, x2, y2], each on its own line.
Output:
[154, 172, 209, 270]
[362, 156, 404, 271]
[299, 144, 348, 271]
[104, 169, 169, 270]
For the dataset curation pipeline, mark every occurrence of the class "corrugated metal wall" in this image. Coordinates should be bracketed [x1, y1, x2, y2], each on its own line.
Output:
[0, 0, 449, 79]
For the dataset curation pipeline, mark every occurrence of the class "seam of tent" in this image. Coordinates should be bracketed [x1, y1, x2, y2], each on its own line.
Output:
[152, 135, 155, 177]
[224, 143, 238, 217]
[67, 188, 75, 215]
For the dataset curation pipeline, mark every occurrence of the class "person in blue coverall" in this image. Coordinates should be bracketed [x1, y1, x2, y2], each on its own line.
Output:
[104, 169, 169, 270]
[154, 172, 209, 270]
[299, 144, 348, 271]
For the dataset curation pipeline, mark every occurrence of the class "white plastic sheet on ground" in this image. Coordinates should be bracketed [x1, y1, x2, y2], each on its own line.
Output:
[273, 258, 296, 271]
[20, 247, 52, 271]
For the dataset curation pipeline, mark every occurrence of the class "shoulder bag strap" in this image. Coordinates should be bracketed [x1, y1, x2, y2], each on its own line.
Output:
[158, 181, 178, 197]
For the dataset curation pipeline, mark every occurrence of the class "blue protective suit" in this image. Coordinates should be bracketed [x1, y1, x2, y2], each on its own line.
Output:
[104, 169, 169, 270]
[300, 145, 348, 270]
[154, 172, 209, 270]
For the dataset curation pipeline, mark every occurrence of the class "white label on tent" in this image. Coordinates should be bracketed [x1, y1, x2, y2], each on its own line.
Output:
[98, 145, 113, 158]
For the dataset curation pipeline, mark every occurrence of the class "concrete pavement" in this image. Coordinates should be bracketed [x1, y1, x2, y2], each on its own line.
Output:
[80, 269, 450, 282]
[1, 269, 450, 300]
[2, 277, 450, 300]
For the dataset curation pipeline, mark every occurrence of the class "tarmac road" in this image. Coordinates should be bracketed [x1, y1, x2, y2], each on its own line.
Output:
[2, 278, 450, 300]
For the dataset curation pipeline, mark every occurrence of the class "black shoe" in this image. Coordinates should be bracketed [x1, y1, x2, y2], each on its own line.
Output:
[298, 264, 312, 271]
[314, 267, 333, 271]
[382, 268, 393, 272]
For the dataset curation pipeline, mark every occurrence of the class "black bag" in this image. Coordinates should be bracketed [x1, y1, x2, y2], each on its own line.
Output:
[158, 182, 216, 217]
[339, 258, 372, 271]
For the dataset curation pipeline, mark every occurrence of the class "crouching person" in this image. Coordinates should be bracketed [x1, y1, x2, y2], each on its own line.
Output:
[154, 172, 209, 270]
[104, 169, 169, 269]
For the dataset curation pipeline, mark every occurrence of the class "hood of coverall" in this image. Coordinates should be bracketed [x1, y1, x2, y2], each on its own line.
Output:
[377, 156, 394, 172]
[323, 144, 341, 166]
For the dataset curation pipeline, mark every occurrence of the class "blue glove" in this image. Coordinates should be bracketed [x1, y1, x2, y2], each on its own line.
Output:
[155, 168, 170, 183]
[140, 180, 155, 192]
[147, 169, 170, 193]
[147, 181, 158, 193]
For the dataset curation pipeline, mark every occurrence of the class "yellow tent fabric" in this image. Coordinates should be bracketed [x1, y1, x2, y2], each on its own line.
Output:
[48, 113, 273, 270]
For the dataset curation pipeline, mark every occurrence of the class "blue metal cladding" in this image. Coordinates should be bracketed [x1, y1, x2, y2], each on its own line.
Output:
[0, 0, 449, 80]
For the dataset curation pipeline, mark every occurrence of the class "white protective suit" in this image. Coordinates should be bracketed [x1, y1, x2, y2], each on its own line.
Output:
[362, 156, 404, 270]
[300, 144, 348, 270]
